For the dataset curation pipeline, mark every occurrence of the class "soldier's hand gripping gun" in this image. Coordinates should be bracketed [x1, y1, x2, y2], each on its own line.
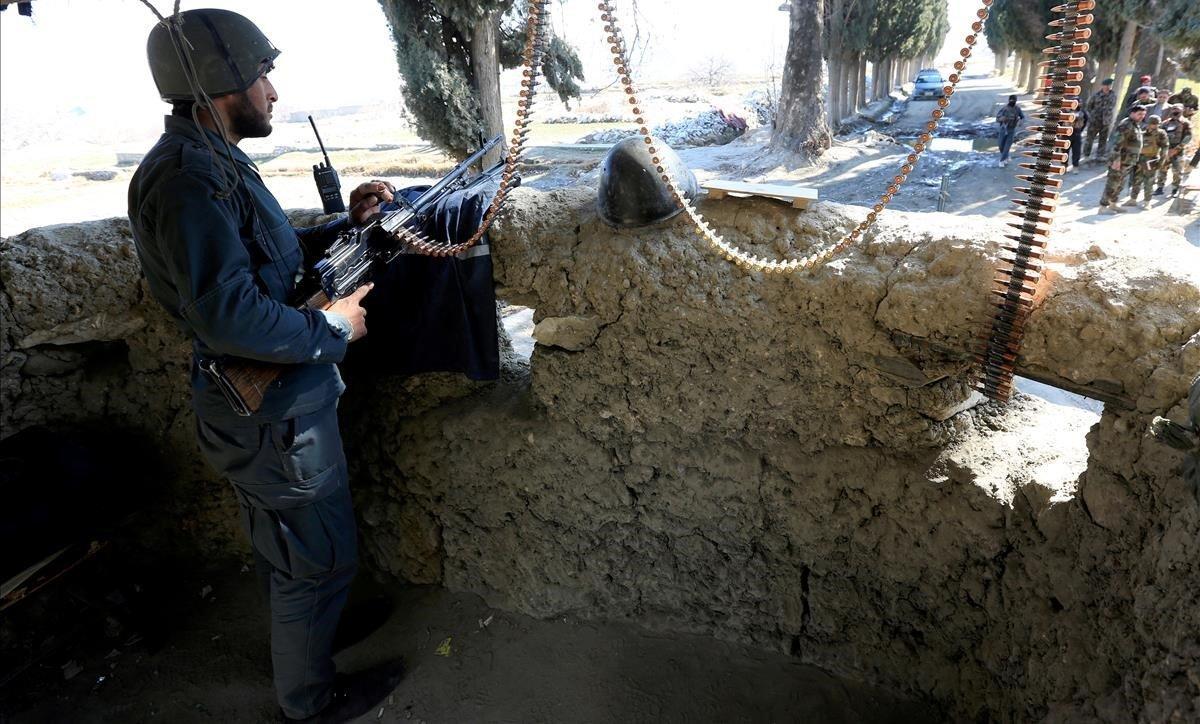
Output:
[201, 135, 507, 416]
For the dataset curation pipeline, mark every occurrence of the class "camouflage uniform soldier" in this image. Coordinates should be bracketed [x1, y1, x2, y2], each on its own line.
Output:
[1156, 105, 1193, 196]
[1168, 87, 1198, 114]
[1084, 79, 1117, 159]
[1127, 115, 1167, 207]
[1099, 107, 1145, 213]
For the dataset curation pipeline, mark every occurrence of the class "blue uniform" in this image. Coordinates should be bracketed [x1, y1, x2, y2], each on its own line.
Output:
[128, 115, 357, 719]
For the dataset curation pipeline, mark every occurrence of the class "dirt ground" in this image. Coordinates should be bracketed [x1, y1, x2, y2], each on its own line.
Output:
[1, 548, 933, 723]
[3, 73, 1194, 246]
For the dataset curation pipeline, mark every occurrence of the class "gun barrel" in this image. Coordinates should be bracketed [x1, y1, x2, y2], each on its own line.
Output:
[378, 135, 503, 236]
[410, 135, 502, 212]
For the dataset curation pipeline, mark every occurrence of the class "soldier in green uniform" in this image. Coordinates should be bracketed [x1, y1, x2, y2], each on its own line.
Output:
[1084, 78, 1117, 159]
[1099, 105, 1145, 214]
[1156, 104, 1193, 196]
[1168, 87, 1198, 114]
[1127, 115, 1167, 208]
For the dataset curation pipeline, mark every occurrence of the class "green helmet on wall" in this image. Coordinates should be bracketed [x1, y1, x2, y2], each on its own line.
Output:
[146, 9, 280, 101]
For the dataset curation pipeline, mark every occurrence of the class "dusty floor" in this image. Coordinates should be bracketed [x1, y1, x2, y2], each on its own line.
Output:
[1, 550, 935, 724]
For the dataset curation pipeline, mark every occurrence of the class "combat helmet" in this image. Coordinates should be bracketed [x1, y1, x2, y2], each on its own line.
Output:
[597, 136, 699, 228]
[147, 9, 280, 101]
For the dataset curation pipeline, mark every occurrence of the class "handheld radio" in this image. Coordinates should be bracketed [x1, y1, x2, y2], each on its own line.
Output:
[308, 115, 346, 214]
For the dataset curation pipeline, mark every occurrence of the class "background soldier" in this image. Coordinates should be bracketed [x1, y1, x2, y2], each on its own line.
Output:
[1157, 104, 1193, 196]
[1099, 105, 1145, 214]
[1128, 114, 1167, 208]
[1147, 88, 1173, 121]
[1068, 106, 1089, 171]
[995, 94, 1024, 167]
[1084, 78, 1116, 159]
[1168, 87, 1198, 115]
[1124, 86, 1154, 118]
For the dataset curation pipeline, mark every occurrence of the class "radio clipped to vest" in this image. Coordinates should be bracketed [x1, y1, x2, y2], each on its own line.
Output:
[308, 115, 346, 214]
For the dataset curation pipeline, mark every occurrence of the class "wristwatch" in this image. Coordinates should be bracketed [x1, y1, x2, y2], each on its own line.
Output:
[319, 309, 354, 342]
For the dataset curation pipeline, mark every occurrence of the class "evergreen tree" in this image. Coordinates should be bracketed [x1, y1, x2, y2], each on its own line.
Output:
[378, 0, 584, 160]
[1153, 0, 1200, 75]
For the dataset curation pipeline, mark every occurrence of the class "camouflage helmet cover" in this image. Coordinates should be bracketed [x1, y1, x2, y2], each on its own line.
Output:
[147, 9, 280, 101]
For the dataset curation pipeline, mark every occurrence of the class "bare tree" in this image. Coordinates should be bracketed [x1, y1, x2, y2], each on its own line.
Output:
[688, 56, 734, 90]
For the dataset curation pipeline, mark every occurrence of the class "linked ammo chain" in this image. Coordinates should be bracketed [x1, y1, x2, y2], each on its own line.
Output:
[975, 0, 1094, 402]
[382, 0, 552, 257]
[597, 0, 998, 273]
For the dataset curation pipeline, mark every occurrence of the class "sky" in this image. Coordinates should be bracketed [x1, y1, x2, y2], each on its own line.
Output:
[0, 0, 987, 151]
[0, 0, 788, 144]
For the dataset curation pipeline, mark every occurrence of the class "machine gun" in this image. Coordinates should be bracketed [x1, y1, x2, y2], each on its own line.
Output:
[201, 135, 508, 416]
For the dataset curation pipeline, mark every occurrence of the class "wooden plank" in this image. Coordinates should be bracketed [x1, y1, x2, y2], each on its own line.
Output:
[702, 180, 819, 205]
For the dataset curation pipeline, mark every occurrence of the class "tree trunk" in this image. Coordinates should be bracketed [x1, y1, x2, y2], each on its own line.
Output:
[848, 54, 861, 115]
[828, 57, 843, 127]
[771, 0, 831, 157]
[1024, 53, 1039, 94]
[1099, 58, 1116, 86]
[1107, 18, 1137, 143]
[469, 10, 504, 167]
[1133, 31, 1160, 83]
[839, 53, 853, 121]
[1012, 53, 1023, 85]
[828, 0, 844, 125]
[858, 56, 867, 108]
[1080, 57, 1097, 101]
[994, 45, 1007, 76]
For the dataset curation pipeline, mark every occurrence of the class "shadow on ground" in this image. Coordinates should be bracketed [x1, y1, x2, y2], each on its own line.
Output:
[2, 548, 938, 723]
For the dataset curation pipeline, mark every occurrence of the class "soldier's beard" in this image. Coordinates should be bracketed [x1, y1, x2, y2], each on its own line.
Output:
[226, 92, 272, 139]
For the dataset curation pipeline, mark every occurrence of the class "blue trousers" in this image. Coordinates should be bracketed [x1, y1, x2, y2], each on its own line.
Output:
[196, 403, 357, 719]
[997, 125, 1017, 162]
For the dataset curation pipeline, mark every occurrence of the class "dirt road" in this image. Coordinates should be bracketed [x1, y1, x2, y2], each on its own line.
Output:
[891, 72, 1016, 134]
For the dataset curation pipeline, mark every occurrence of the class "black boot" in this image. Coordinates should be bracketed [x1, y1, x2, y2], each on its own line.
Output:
[332, 594, 394, 654]
[1153, 185, 1164, 196]
[282, 659, 406, 724]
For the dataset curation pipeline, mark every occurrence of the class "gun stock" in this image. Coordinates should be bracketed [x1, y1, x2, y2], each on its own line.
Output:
[202, 290, 333, 416]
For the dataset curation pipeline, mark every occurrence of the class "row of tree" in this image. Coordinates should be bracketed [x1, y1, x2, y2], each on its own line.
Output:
[373, 0, 1198, 165]
[824, 0, 949, 127]
[985, 0, 1200, 139]
[772, 0, 948, 157]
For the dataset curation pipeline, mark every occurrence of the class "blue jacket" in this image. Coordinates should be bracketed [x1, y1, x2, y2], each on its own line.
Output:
[128, 116, 350, 423]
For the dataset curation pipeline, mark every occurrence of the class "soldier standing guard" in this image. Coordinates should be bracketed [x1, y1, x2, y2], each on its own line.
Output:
[1098, 105, 1145, 214]
[1127, 115, 1167, 209]
[127, 9, 403, 722]
[1083, 78, 1117, 160]
[1156, 105, 1193, 197]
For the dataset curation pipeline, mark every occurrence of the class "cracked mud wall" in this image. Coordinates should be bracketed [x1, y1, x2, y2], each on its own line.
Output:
[2, 191, 1197, 721]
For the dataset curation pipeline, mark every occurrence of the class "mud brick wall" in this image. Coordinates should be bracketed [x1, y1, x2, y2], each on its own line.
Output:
[3, 190, 1197, 721]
